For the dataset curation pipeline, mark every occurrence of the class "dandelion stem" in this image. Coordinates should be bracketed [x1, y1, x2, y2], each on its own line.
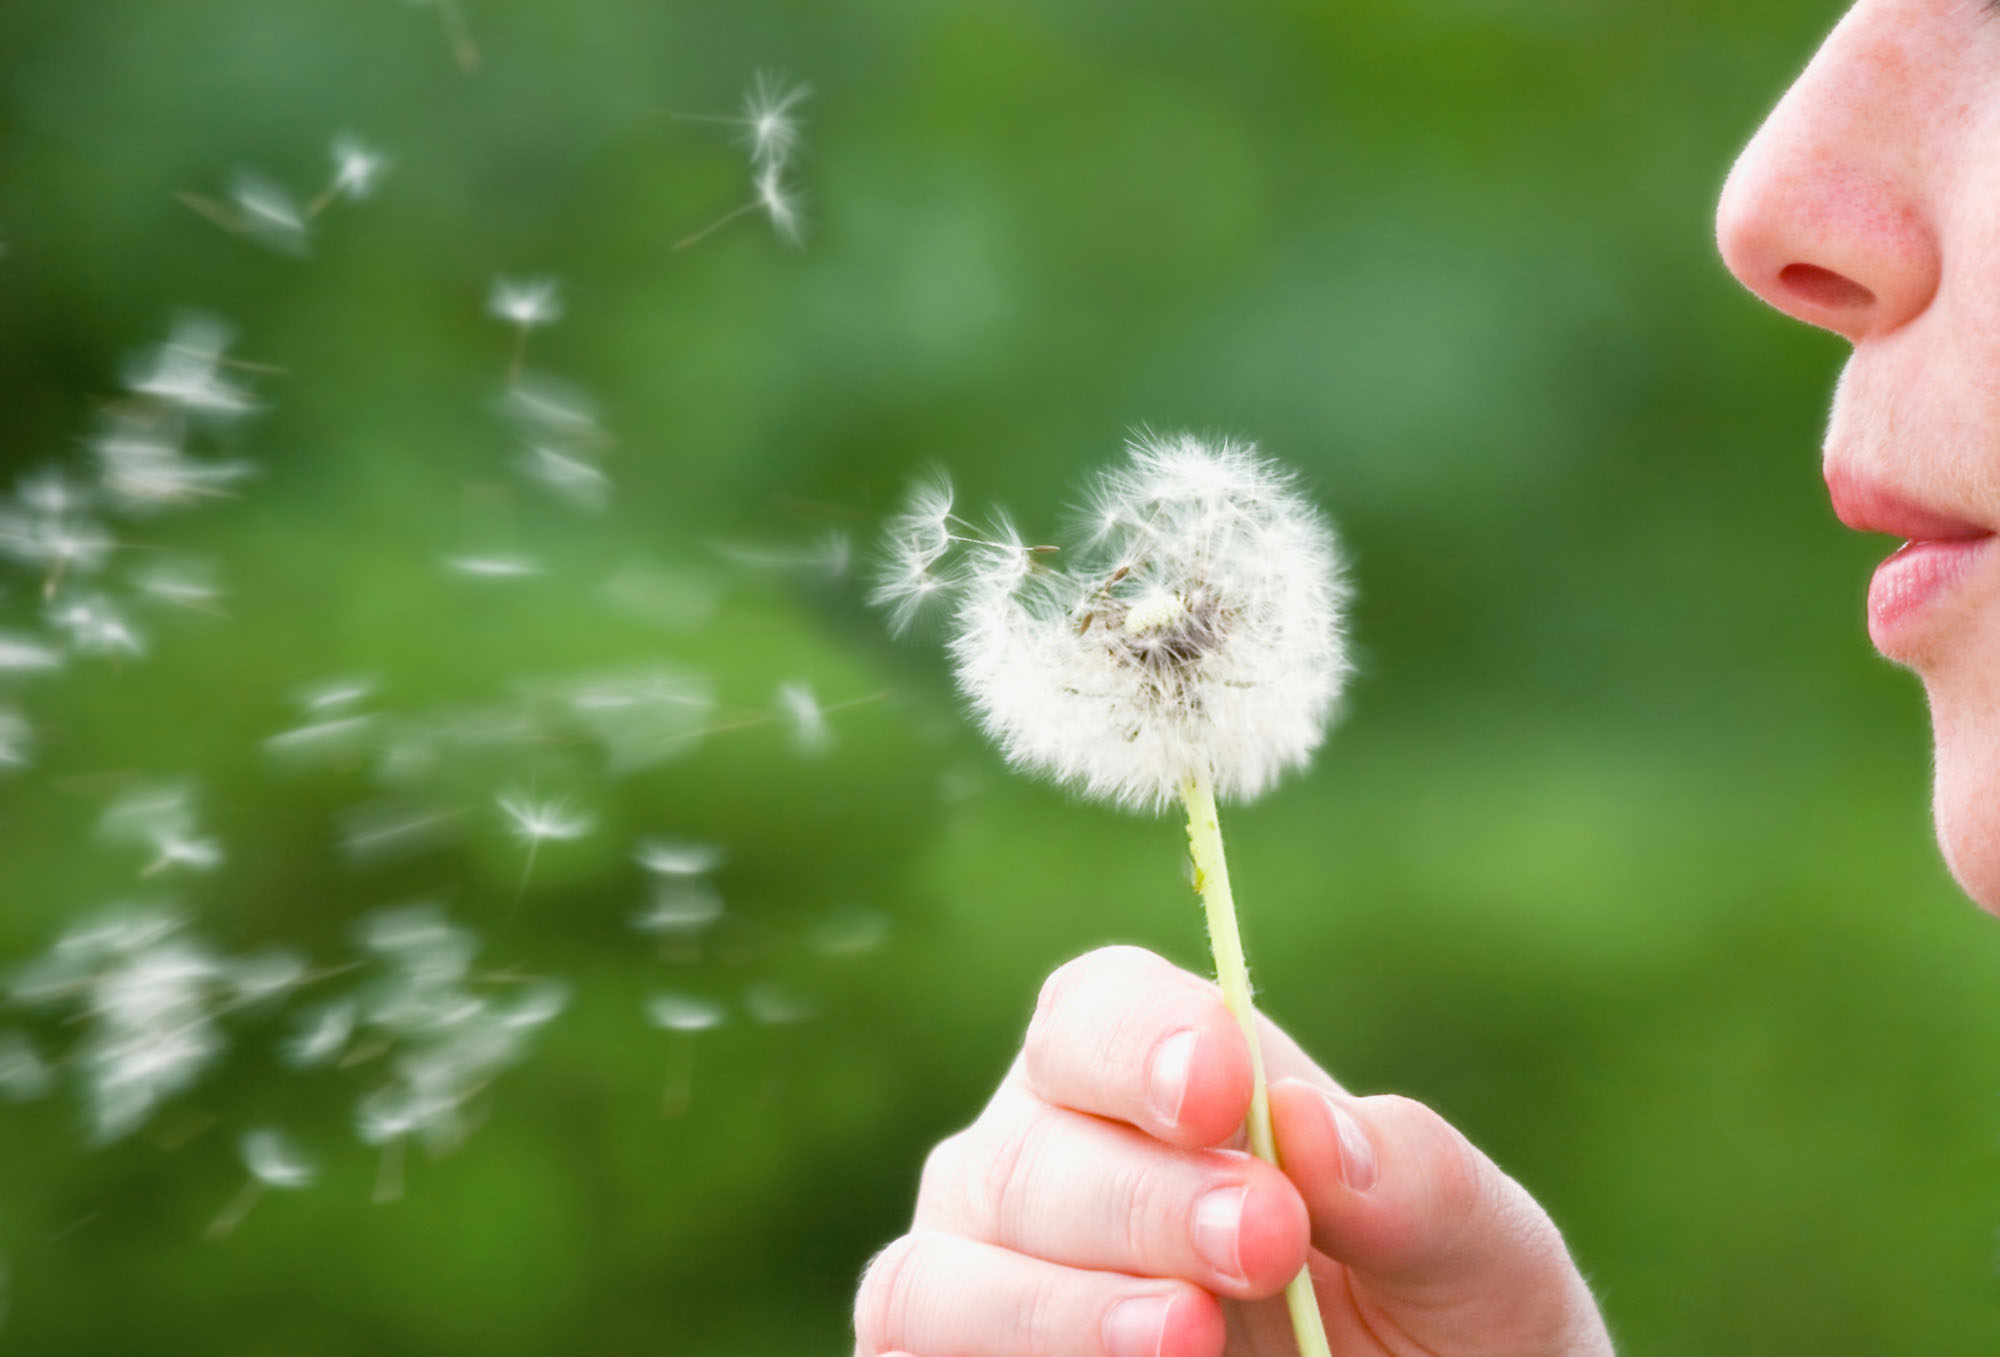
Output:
[1180, 771, 1332, 1357]
[672, 198, 758, 251]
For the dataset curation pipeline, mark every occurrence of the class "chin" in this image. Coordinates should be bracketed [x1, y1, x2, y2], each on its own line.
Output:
[1927, 685, 2000, 915]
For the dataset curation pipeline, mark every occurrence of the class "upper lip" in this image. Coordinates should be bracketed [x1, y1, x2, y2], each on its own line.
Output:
[1823, 466, 1993, 541]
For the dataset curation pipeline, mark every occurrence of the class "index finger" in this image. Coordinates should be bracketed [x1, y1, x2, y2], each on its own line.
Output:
[1020, 945, 1337, 1149]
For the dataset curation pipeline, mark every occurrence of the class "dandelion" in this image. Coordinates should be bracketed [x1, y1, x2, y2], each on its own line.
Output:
[207, 1128, 316, 1239]
[227, 170, 311, 255]
[873, 431, 1351, 1357]
[496, 791, 593, 904]
[122, 314, 258, 419]
[645, 991, 725, 1116]
[487, 277, 562, 386]
[282, 1000, 356, 1067]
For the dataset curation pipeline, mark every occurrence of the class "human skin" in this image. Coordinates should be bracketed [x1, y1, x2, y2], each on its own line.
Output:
[1717, 0, 2000, 914]
[856, 4, 1999, 1352]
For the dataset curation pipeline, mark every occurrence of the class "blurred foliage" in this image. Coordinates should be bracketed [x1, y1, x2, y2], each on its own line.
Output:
[1, 0, 1996, 1353]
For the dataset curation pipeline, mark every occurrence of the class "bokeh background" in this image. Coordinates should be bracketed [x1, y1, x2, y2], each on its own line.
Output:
[2, 0, 1996, 1352]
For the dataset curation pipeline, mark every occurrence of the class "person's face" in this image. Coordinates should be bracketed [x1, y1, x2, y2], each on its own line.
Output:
[1717, 0, 2000, 913]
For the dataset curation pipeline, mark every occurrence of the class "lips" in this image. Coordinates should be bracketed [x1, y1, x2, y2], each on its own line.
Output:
[1824, 466, 1997, 656]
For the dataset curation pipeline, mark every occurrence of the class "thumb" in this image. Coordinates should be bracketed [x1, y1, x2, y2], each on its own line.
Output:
[1268, 1078, 1609, 1350]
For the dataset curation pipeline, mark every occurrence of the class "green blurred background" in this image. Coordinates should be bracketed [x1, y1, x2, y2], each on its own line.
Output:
[2, 0, 1996, 1351]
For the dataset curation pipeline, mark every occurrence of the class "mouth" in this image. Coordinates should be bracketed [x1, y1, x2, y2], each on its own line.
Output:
[1824, 466, 1997, 657]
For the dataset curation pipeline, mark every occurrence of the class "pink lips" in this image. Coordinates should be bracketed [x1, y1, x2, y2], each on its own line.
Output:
[1825, 467, 1997, 655]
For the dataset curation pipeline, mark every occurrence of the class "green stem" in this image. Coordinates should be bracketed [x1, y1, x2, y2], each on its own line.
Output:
[1181, 771, 1331, 1357]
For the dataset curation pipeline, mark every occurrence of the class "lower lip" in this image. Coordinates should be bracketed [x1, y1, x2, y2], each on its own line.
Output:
[1867, 536, 1997, 654]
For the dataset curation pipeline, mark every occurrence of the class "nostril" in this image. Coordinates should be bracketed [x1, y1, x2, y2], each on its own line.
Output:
[1778, 263, 1875, 311]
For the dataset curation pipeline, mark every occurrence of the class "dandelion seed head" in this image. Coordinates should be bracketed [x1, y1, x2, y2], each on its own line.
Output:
[741, 73, 810, 168]
[922, 432, 1351, 812]
[487, 277, 562, 329]
[241, 1128, 317, 1189]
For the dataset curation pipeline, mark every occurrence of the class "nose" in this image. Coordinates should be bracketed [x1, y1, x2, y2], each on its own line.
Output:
[1715, 6, 1941, 343]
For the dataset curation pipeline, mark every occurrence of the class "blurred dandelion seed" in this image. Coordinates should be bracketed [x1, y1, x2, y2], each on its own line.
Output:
[282, 1001, 356, 1068]
[487, 277, 562, 386]
[309, 135, 389, 215]
[443, 553, 540, 580]
[808, 906, 890, 957]
[634, 838, 724, 877]
[517, 445, 610, 512]
[227, 170, 310, 255]
[207, 1128, 316, 1240]
[496, 792, 593, 905]
[776, 680, 830, 754]
[0, 633, 63, 675]
[0, 709, 31, 774]
[0, 1031, 52, 1102]
[47, 595, 143, 659]
[673, 162, 804, 251]
[645, 991, 724, 1115]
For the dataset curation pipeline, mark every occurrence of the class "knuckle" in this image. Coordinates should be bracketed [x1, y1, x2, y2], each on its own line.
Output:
[852, 1232, 925, 1355]
[1009, 1265, 1069, 1357]
[969, 1101, 1055, 1246]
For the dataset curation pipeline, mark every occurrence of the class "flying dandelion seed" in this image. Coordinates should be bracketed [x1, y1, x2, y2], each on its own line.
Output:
[402, 0, 479, 72]
[776, 680, 830, 754]
[208, 1128, 316, 1240]
[545, 667, 716, 771]
[645, 991, 725, 1116]
[496, 792, 594, 904]
[516, 444, 610, 512]
[281, 1000, 356, 1068]
[487, 277, 563, 385]
[673, 160, 806, 251]
[673, 72, 811, 168]
[0, 504, 115, 598]
[122, 314, 258, 419]
[873, 431, 1352, 1356]
[296, 675, 379, 714]
[498, 374, 606, 445]
[10, 910, 232, 1144]
[47, 594, 144, 658]
[443, 553, 541, 580]
[742, 981, 814, 1026]
[634, 838, 724, 877]
[227, 169, 311, 255]
[711, 529, 851, 579]
[264, 713, 378, 769]
[0, 633, 63, 675]
[131, 556, 228, 616]
[632, 878, 725, 936]
[309, 135, 389, 215]
[337, 800, 463, 868]
[807, 905, 890, 957]
[91, 415, 255, 512]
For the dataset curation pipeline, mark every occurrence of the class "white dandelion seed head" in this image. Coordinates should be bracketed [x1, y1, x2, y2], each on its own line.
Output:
[934, 432, 1351, 813]
[487, 276, 563, 329]
[742, 72, 810, 168]
[241, 1127, 317, 1189]
[329, 135, 389, 201]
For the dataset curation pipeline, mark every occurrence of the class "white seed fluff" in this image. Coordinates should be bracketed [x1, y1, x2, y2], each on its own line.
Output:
[891, 433, 1351, 812]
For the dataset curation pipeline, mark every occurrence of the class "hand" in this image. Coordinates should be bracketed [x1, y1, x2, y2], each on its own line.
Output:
[854, 945, 1613, 1356]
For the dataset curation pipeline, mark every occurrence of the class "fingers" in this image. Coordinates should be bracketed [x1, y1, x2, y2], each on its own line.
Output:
[853, 1231, 1225, 1357]
[1023, 945, 1337, 1148]
[915, 1087, 1309, 1298]
[1269, 1079, 1611, 1348]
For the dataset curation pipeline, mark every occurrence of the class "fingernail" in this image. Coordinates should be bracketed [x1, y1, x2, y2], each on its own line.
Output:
[1326, 1094, 1377, 1193]
[1147, 1030, 1198, 1129]
[1102, 1293, 1174, 1357]
[1191, 1185, 1247, 1281]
